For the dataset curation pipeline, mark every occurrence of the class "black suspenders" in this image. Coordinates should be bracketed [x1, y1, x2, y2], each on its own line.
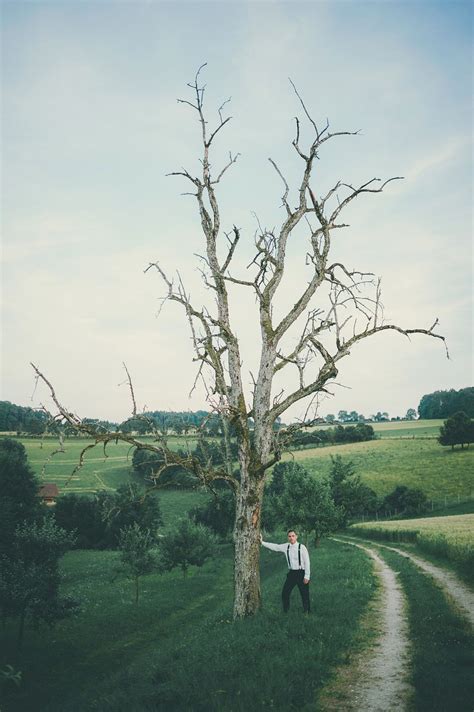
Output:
[287, 543, 302, 569]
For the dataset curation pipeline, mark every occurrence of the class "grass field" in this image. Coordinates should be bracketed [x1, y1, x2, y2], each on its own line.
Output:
[9, 428, 474, 506]
[287, 438, 474, 501]
[349, 514, 474, 583]
[0, 539, 375, 711]
[18, 436, 201, 494]
[305, 419, 443, 438]
[369, 420, 443, 438]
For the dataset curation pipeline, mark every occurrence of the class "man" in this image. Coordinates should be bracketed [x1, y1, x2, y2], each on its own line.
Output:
[261, 529, 311, 613]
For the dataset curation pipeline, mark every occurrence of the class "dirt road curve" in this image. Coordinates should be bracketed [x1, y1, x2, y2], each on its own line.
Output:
[365, 541, 474, 628]
[329, 538, 414, 712]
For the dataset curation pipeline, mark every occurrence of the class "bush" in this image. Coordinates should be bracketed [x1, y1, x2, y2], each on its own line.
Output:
[54, 493, 109, 549]
[132, 448, 197, 488]
[54, 483, 163, 549]
[189, 488, 235, 539]
[382, 486, 429, 517]
[328, 455, 378, 524]
[263, 462, 340, 543]
[159, 519, 215, 578]
[0, 438, 41, 555]
[0, 517, 78, 649]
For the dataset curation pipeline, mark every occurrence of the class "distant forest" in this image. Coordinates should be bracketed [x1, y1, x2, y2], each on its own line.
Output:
[1, 386, 472, 435]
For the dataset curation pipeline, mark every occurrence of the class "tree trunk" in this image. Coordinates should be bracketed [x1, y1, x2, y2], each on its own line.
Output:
[233, 467, 266, 618]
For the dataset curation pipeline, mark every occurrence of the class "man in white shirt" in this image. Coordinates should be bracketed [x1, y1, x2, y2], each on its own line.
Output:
[261, 529, 311, 613]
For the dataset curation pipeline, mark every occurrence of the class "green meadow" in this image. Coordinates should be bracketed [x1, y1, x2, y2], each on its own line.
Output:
[14, 423, 474, 505]
[369, 419, 444, 438]
[2, 425, 473, 710]
[20, 436, 199, 494]
[1, 538, 375, 712]
[288, 438, 474, 501]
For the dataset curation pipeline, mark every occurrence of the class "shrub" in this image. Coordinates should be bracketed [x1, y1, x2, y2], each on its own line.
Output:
[159, 519, 215, 579]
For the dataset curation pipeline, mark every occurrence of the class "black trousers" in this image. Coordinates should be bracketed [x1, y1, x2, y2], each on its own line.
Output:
[282, 570, 310, 612]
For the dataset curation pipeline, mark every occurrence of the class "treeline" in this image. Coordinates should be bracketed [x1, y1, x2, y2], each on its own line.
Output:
[119, 411, 230, 436]
[0, 401, 48, 434]
[288, 422, 375, 448]
[418, 387, 474, 419]
[0, 401, 247, 437]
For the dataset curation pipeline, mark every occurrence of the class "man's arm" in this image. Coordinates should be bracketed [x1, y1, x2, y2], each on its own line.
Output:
[260, 537, 287, 552]
[302, 545, 310, 582]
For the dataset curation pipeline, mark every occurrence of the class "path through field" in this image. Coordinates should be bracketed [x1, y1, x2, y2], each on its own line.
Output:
[321, 538, 413, 711]
[355, 539, 474, 628]
[321, 535, 474, 711]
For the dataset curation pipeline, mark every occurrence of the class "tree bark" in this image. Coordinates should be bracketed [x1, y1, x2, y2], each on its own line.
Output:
[233, 465, 266, 618]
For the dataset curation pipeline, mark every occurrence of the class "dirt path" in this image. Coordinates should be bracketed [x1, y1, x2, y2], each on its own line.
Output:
[320, 538, 413, 711]
[347, 538, 474, 628]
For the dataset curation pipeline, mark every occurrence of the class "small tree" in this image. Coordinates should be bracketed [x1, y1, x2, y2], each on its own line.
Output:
[102, 483, 163, 548]
[405, 408, 417, 421]
[0, 517, 78, 649]
[438, 411, 474, 450]
[118, 524, 157, 604]
[189, 489, 235, 539]
[382, 486, 429, 517]
[328, 455, 378, 524]
[266, 462, 289, 497]
[54, 493, 109, 549]
[265, 462, 340, 544]
[159, 520, 215, 579]
[0, 438, 41, 556]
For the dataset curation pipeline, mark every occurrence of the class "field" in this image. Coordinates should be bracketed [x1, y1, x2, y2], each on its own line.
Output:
[0, 538, 375, 711]
[19, 436, 199, 494]
[11, 425, 474, 508]
[288, 438, 474, 502]
[349, 513, 474, 582]
[369, 420, 443, 438]
[2, 429, 474, 709]
[312, 420, 444, 438]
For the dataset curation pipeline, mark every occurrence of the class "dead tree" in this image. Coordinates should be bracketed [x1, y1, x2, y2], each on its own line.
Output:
[32, 66, 447, 619]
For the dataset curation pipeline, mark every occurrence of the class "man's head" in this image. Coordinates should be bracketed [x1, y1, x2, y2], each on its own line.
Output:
[287, 529, 298, 544]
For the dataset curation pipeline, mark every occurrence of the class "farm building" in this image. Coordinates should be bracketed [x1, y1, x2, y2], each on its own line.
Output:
[37, 483, 59, 506]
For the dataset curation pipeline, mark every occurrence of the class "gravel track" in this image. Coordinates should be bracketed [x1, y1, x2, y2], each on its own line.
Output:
[352, 539, 474, 628]
[325, 538, 414, 711]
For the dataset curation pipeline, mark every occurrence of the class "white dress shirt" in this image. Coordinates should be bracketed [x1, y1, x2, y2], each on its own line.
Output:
[262, 541, 310, 580]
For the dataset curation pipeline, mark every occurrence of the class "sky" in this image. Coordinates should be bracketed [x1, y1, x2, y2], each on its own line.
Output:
[1, 0, 472, 424]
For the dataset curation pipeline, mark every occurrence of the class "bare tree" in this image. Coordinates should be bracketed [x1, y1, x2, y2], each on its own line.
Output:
[32, 66, 447, 618]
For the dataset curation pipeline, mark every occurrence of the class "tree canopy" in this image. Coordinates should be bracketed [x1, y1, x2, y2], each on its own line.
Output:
[418, 388, 474, 419]
[438, 411, 474, 450]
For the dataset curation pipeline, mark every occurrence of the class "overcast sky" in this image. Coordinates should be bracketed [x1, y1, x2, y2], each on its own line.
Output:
[1, 0, 472, 424]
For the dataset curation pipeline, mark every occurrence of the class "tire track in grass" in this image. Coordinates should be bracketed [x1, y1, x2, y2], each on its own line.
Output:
[323, 538, 413, 712]
[344, 536, 474, 628]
